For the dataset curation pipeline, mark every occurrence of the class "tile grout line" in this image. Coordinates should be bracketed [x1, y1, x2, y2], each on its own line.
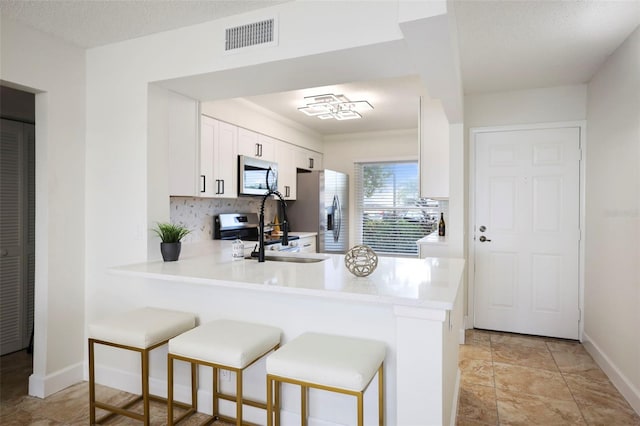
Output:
[546, 340, 589, 425]
[489, 333, 501, 426]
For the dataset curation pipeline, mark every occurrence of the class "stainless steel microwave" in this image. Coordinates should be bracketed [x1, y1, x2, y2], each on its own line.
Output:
[238, 155, 278, 196]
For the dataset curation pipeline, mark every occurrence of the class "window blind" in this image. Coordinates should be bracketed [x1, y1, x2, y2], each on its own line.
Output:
[354, 161, 438, 256]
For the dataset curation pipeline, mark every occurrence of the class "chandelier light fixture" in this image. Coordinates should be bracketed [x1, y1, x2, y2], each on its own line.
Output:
[298, 93, 374, 120]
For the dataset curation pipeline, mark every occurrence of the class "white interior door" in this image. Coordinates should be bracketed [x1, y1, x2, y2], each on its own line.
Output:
[473, 126, 581, 339]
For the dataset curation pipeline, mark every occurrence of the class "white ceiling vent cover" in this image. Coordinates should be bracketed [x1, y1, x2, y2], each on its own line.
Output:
[225, 18, 276, 51]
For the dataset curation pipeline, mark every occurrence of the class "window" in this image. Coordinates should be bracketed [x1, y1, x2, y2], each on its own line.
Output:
[355, 161, 439, 256]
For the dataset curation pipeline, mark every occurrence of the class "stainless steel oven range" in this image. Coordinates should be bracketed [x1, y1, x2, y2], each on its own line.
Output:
[214, 213, 300, 252]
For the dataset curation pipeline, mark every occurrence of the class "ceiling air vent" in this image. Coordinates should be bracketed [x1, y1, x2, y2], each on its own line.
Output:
[225, 18, 276, 51]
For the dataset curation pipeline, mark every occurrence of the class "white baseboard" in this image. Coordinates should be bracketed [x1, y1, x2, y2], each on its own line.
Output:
[464, 315, 472, 330]
[450, 368, 461, 426]
[582, 332, 640, 415]
[28, 361, 84, 398]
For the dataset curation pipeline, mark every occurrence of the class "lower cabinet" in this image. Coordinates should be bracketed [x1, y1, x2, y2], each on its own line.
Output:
[297, 235, 317, 253]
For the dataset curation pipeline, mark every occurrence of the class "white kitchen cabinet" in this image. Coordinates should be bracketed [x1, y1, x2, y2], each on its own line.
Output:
[275, 142, 297, 200]
[295, 147, 323, 171]
[238, 127, 275, 161]
[168, 91, 199, 196]
[419, 97, 449, 199]
[201, 116, 238, 198]
[417, 232, 449, 258]
[296, 235, 317, 253]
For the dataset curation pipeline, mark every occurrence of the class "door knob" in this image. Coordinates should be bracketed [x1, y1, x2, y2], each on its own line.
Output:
[479, 236, 492, 242]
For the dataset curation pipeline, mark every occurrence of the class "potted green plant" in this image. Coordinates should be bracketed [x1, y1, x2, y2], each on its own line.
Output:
[151, 222, 191, 261]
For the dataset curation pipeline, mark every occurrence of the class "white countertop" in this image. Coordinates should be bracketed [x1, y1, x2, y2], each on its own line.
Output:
[111, 240, 465, 311]
[416, 231, 448, 246]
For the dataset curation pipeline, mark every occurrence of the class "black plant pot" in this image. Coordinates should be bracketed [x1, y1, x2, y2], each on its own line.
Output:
[160, 242, 181, 262]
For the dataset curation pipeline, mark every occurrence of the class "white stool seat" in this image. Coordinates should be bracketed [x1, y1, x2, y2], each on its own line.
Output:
[169, 319, 282, 369]
[88, 307, 196, 349]
[267, 332, 386, 392]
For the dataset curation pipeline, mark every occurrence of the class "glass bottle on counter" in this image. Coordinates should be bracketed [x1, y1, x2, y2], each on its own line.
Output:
[232, 236, 244, 261]
[438, 212, 446, 237]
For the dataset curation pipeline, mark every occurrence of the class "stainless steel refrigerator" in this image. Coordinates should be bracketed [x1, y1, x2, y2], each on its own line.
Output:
[287, 169, 348, 254]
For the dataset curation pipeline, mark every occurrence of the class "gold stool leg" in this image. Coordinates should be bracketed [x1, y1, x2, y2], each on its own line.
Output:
[191, 361, 197, 412]
[212, 366, 219, 418]
[236, 368, 243, 426]
[301, 385, 308, 426]
[266, 375, 274, 426]
[168, 354, 174, 425]
[275, 377, 281, 426]
[89, 339, 96, 425]
[357, 392, 364, 426]
[141, 348, 150, 426]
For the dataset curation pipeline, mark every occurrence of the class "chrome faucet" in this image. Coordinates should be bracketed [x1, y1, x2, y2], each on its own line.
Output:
[253, 190, 289, 262]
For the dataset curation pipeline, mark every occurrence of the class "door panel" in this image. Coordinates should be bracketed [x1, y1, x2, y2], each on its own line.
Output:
[488, 252, 517, 308]
[474, 127, 580, 339]
[1, 119, 24, 355]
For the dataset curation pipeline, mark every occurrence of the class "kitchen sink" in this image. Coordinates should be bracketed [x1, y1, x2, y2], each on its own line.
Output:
[245, 255, 327, 263]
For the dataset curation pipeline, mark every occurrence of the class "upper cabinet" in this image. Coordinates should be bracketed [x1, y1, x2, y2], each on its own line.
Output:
[295, 147, 323, 172]
[238, 128, 275, 162]
[275, 143, 297, 200]
[419, 98, 449, 199]
[201, 116, 238, 198]
[169, 102, 324, 200]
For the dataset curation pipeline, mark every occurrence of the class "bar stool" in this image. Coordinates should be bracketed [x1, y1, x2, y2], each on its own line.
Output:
[266, 332, 385, 426]
[167, 319, 282, 425]
[88, 306, 196, 425]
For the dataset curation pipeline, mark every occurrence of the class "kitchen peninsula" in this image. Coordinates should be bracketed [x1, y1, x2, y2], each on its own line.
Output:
[110, 240, 465, 426]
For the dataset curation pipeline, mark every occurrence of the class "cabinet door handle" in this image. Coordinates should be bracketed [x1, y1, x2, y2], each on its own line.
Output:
[285, 185, 290, 197]
[200, 175, 206, 193]
[220, 179, 225, 194]
[309, 158, 314, 169]
[259, 143, 263, 157]
[215, 179, 220, 194]
[255, 143, 260, 157]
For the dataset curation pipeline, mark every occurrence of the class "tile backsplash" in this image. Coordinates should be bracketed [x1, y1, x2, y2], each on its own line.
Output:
[170, 197, 277, 243]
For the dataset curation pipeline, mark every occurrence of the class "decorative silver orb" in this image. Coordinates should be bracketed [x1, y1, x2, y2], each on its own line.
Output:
[345, 245, 378, 277]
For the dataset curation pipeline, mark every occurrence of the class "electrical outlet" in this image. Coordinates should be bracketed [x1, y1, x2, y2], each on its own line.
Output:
[220, 370, 231, 382]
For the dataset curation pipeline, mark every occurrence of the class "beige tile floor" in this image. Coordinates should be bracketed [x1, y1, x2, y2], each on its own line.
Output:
[1, 331, 639, 425]
[457, 329, 640, 426]
[0, 350, 232, 425]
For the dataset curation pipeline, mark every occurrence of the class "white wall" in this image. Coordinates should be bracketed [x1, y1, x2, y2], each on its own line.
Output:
[584, 26, 640, 413]
[0, 16, 86, 397]
[323, 129, 419, 248]
[464, 85, 587, 128]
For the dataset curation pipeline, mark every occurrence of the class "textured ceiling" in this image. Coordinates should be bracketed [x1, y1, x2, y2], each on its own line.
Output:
[0, 0, 288, 48]
[454, 0, 640, 94]
[239, 75, 424, 136]
[1, 0, 638, 134]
